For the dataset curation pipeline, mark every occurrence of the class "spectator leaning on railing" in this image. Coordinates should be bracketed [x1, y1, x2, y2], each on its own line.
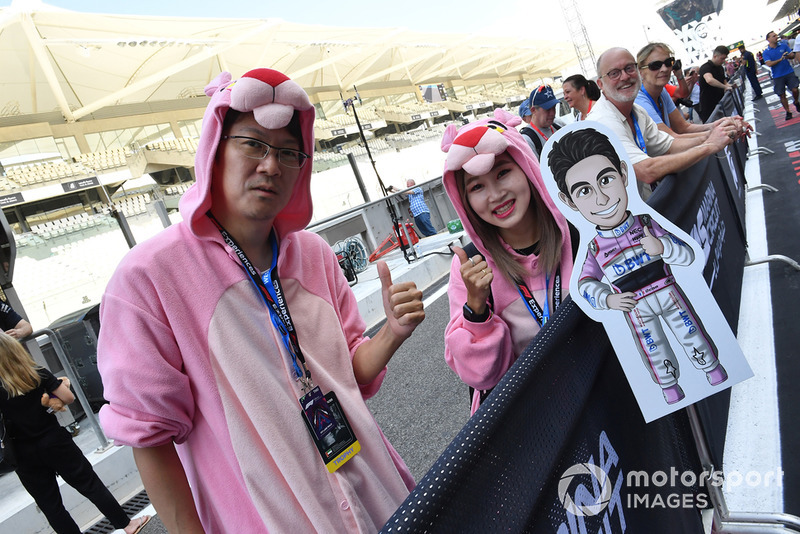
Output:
[587, 47, 750, 199]
[635, 42, 748, 139]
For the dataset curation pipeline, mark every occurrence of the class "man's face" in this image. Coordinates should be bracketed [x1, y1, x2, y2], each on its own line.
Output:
[711, 52, 728, 66]
[559, 154, 629, 229]
[211, 112, 302, 228]
[767, 32, 778, 46]
[531, 105, 556, 129]
[597, 49, 641, 104]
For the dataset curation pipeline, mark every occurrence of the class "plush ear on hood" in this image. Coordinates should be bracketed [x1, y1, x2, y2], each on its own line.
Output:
[492, 107, 522, 127]
[205, 71, 233, 97]
[441, 123, 460, 153]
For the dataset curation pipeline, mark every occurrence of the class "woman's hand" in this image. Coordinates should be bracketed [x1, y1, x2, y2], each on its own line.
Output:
[453, 246, 493, 314]
[41, 392, 66, 412]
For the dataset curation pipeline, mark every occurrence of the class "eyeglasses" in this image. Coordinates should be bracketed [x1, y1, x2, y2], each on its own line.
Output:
[222, 136, 310, 168]
[644, 57, 676, 71]
[601, 63, 638, 81]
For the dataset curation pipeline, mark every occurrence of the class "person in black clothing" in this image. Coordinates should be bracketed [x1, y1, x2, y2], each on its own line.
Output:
[738, 44, 763, 100]
[698, 46, 732, 122]
[0, 333, 150, 534]
[0, 300, 32, 340]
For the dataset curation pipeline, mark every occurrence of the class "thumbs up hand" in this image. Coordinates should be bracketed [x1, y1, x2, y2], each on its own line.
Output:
[378, 260, 425, 341]
[453, 245, 493, 313]
[640, 225, 664, 256]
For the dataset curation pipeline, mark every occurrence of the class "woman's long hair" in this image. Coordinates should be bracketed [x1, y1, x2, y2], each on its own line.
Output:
[455, 163, 562, 284]
[0, 332, 41, 397]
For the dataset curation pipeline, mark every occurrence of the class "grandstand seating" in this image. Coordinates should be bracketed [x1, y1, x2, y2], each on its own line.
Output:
[75, 147, 131, 172]
[5, 160, 92, 187]
[112, 193, 152, 218]
[164, 183, 192, 196]
[143, 138, 199, 153]
[27, 212, 112, 242]
[312, 139, 395, 172]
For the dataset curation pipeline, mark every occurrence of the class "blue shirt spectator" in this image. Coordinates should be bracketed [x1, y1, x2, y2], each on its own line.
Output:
[635, 86, 677, 128]
[404, 180, 437, 237]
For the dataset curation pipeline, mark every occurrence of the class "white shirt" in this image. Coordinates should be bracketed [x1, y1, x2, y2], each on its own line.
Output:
[586, 95, 674, 165]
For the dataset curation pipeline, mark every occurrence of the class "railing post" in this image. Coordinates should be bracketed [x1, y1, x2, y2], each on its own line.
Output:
[31, 328, 112, 453]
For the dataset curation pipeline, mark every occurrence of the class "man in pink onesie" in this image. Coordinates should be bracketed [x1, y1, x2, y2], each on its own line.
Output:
[548, 127, 728, 405]
[97, 68, 424, 532]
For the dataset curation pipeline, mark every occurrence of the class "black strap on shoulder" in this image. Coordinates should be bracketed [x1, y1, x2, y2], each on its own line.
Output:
[520, 126, 543, 155]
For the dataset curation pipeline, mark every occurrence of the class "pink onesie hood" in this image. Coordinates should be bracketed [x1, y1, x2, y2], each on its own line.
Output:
[440, 108, 572, 273]
[180, 68, 316, 237]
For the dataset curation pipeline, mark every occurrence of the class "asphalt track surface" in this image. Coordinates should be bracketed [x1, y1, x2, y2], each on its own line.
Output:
[366, 275, 470, 482]
[753, 66, 800, 517]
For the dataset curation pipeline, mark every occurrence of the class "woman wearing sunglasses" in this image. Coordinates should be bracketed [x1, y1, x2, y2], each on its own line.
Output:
[634, 43, 744, 137]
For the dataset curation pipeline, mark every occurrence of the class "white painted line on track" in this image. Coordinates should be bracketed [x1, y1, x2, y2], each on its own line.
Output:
[723, 84, 784, 514]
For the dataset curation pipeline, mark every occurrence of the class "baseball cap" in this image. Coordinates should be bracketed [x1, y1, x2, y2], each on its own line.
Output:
[518, 99, 532, 118]
[530, 85, 559, 110]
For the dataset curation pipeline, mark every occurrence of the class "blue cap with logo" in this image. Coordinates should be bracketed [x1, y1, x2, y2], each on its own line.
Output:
[530, 85, 559, 110]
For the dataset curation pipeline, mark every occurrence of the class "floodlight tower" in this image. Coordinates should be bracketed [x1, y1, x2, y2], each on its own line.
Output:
[559, 0, 597, 78]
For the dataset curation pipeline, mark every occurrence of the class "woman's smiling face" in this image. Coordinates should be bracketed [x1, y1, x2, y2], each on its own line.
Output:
[464, 152, 535, 242]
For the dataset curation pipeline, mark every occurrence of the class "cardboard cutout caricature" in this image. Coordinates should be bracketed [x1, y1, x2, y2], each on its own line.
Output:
[539, 122, 752, 423]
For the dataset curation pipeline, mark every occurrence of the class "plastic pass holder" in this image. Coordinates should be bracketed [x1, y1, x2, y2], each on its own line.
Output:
[300, 390, 360, 473]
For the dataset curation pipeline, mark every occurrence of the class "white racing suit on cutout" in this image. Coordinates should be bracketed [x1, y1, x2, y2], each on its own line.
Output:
[578, 213, 720, 391]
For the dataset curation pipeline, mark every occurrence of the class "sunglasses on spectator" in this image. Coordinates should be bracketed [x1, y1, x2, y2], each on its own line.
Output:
[602, 63, 638, 80]
[644, 57, 676, 71]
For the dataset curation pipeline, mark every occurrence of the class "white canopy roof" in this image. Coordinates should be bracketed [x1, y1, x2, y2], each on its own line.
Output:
[0, 1, 579, 125]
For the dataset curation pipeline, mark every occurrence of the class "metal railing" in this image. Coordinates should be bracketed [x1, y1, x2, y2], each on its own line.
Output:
[29, 328, 112, 452]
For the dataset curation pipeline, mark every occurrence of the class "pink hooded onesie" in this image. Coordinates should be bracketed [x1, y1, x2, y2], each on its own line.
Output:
[97, 68, 413, 533]
[441, 108, 575, 414]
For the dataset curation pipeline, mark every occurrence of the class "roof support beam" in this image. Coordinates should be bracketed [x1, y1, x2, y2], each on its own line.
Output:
[19, 12, 76, 122]
[69, 20, 277, 122]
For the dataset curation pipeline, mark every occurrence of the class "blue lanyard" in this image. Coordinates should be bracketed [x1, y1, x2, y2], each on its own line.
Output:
[260, 236, 307, 381]
[642, 88, 668, 126]
[515, 270, 560, 327]
[630, 112, 648, 155]
[208, 213, 311, 388]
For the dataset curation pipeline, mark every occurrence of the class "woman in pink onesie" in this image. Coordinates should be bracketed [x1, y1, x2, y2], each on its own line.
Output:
[97, 68, 424, 533]
[441, 108, 574, 414]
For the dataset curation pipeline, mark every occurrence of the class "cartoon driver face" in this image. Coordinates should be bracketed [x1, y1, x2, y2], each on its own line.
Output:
[558, 154, 630, 229]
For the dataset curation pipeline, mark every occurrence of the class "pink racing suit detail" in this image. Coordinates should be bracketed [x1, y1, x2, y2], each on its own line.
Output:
[578, 213, 719, 387]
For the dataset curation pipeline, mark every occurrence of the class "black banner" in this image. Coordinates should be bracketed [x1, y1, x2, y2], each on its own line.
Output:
[61, 176, 100, 192]
[381, 142, 748, 532]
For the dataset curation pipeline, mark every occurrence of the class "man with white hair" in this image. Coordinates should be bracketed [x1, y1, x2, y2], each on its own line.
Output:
[587, 47, 745, 195]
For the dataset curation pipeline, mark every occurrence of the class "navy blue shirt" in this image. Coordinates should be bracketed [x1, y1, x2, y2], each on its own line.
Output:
[0, 302, 22, 331]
